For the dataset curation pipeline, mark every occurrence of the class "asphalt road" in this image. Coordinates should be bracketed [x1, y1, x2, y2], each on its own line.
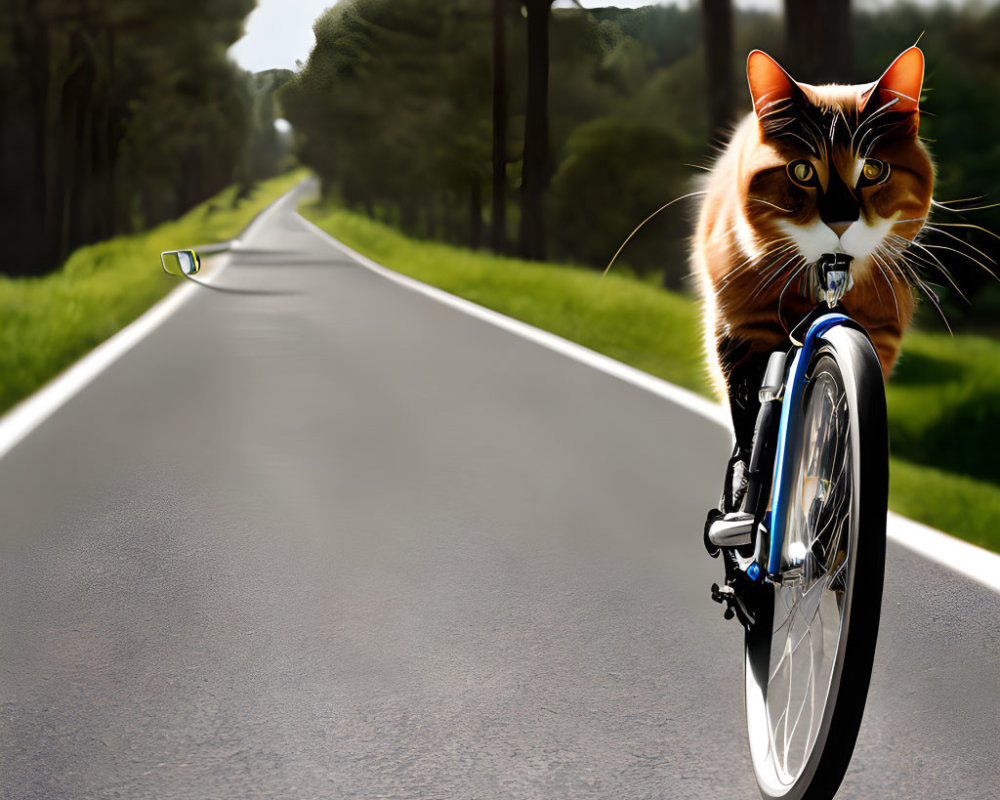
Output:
[0, 185, 996, 799]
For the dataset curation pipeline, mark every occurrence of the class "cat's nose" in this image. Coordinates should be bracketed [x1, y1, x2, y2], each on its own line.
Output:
[828, 221, 852, 238]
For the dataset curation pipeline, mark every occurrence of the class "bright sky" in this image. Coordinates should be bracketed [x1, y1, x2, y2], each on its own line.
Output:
[229, 0, 784, 74]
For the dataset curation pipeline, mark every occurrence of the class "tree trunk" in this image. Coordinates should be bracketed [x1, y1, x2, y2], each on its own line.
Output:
[784, 0, 852, 83]
[701, 0, 734, 141]
[491, 0, 508, 253]
[519, 0, 553, 262]
[399, 197, 418, 236]
[6, 0, 53, 275]
[469, 174, 482, 250]
[97, 24, 118, 240]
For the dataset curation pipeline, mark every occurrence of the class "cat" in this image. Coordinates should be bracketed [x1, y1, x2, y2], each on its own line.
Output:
[692, 46, 933, 473]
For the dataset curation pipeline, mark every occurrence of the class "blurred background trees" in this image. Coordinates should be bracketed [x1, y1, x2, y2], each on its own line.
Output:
[2, 0, 1000, 331]
[0, 0, 290, 277]
[282, 0, 1000, 330]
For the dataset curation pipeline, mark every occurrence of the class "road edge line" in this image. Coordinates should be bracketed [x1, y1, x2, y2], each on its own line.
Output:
[886, 512, 1000, 592]
[298, 211, 1000, 595]
[0, 183, 298, 463]
[296, 214, 730, 428]
[0, 279, 202, 462]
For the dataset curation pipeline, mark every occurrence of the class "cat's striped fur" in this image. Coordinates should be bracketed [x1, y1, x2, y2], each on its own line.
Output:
[693, 47, 933, 443]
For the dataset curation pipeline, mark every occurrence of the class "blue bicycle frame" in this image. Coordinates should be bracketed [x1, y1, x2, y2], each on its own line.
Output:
[754, 312, 852, 579]
[704, 252, 889, 800]
[706, 253, 874, 600]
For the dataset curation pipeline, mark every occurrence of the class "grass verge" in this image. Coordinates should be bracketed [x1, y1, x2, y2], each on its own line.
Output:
[0, 169, 306, 415]
[304, 206, 711, 395]
[303, 201, 1000, 554]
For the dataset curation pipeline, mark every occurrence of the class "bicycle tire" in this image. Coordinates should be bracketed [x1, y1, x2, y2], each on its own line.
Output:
[744, 325, 888, 800]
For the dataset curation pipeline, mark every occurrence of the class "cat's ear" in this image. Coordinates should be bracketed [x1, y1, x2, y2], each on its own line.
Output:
[859, 46, 924, 122]
[747, 50, 803, 119]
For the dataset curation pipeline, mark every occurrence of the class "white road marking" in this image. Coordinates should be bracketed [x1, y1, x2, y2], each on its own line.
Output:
[294, 215, 729, 428]
[0, 181, 994, 595]
[0, 279, 201, 462]
[298, 212, 1000, 595]
[0, 184, 292, 463]
[887, 512, 1000, 593]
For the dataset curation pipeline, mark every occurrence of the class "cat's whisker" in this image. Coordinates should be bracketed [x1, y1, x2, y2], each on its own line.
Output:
[892, 251, 954, 332]
[914, 229, 1000, 286]
[604, 190, 707, 277]
[718, 242, 797, 291]
[924, 221, 1000, 246]
[921, 223, 997, 264]
[747, 197, 795, 213]
[893, 240, 949, 278]
[914, 278, 953, 333]
[870, 251, 900, 322]
[888, 233, 954, 282]
[749, 252, 803, 300]
[872, 246, 904, 307]
[932, 197, 999, 213]
[934, 194, 988, 205]
[891, 231, 957, 272]
[894, 238, 970, 303]
[728, 240, 796, 279]
[721, 236, 796, 269]
[777, 261, 811, 333]
[917, 243, 999, 283]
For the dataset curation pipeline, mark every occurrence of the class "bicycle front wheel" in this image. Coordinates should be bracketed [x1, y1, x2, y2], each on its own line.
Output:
[744, 325, 888, 800]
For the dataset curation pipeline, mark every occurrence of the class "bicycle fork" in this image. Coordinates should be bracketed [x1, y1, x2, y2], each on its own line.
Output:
[704, 254, 855, 628]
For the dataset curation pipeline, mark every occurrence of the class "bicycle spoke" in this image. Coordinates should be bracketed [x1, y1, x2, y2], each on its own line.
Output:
[752, 359, 857, 792]
[745, 339, 885, 800]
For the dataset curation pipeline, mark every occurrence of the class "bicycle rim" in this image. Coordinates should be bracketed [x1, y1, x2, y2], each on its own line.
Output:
[744, 341, 883, 800]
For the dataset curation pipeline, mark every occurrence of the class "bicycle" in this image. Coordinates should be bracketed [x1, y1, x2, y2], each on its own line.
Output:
[704, 252, 888, 800]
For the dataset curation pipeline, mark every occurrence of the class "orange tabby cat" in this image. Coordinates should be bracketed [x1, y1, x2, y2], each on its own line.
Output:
[693, 47, 933, 456]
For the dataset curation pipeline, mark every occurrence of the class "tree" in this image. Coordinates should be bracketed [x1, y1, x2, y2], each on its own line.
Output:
[701, 0, 734, 140]
[783, 0, 851, 82]
[281, 0, 492, 246]
[491, 0, 508, 253]
[519, 0, 554, 261]
[243, 69, 295, 190]
[548, 116, 697, 281]
[0, 0, 258, 276]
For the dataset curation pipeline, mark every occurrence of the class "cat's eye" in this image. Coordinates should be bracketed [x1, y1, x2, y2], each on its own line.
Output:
[787, 160, 816, 187]
[860, 158, 889, 185]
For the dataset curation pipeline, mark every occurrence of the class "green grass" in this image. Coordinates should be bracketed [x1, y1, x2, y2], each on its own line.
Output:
[303, 201, 1000, 553]
[0, 169, 306, 415]
[889, 458, 1000, 552]
[886, 331, 1000, 485]
[302, 206, 711, 395]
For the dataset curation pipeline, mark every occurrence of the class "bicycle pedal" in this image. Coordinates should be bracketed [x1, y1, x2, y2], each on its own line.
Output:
[710, 582, 735, 604]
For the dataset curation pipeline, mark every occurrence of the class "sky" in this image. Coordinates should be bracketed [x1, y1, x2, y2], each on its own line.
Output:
[228, 0, 953, 74]
[228, 0, 783, 74]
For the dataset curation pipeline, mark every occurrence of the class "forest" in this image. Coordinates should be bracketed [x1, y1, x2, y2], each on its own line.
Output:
[0, 0, 290, 278]
[281, 0, 1000, 328]
[3, 1, 1000, 330]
